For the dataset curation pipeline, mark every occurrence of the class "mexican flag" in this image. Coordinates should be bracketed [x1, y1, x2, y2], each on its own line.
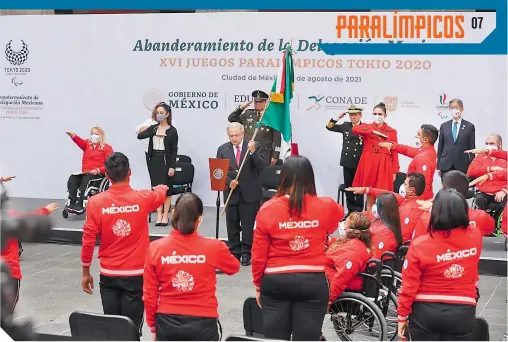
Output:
[258, 46, 294, 143]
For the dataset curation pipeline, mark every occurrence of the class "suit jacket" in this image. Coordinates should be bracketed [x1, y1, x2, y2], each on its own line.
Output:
[437, 119, 475, 173]
[326, 119, 364, 168]
[216, 141, 265, 204]
[137, 124, 179, 168]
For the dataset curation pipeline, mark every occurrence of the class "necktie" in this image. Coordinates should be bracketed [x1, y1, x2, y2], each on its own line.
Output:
[452, 122, 458, 142]
[235, 146, 241, 166]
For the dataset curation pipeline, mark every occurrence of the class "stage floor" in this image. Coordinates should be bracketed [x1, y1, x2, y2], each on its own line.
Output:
[13, 243, 508, 340]
[8, 197, 228, 239]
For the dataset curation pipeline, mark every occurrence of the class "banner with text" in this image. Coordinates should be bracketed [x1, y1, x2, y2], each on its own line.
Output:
[1, 12, 506, 206]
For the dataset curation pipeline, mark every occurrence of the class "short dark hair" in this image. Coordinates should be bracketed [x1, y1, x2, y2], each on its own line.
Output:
[377, 193, 402, 247]
[277, 155, 317, 218]
[407, 172, 426, 196]
[442, 170, 469, 197]
[105, 152, 130, 183]
[428, 189, 469, 237]
[172, 193, 203, 235]
[421, 124, 439, 145]
[449, 98, 464, 109]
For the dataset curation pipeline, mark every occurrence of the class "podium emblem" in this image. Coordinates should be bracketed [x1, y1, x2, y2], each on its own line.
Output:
[213, 168, 224, 180]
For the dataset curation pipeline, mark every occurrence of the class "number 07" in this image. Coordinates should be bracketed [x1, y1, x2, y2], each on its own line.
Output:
[471, 17, 483, 29]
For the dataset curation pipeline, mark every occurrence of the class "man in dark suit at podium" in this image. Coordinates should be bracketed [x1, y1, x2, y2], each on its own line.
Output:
[437, 98, 476, 178]
[216, 122, 265, 266]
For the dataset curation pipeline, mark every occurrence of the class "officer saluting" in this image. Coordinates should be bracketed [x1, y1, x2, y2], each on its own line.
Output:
[228, 90, 281, 166]
[326, 104, 365, 215]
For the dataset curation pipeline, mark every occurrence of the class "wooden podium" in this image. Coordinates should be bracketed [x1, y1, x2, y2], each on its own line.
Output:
[208, 158, 230, 240]
[209, 158, 230, 275]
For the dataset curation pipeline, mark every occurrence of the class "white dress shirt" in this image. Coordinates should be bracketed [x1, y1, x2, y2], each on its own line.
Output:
[233, 141, 244, 160]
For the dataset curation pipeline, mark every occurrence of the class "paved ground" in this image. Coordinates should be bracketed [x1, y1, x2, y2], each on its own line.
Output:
[11, 243, 508, 340]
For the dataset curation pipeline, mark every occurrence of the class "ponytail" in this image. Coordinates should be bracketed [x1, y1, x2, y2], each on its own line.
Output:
[171, 193, 204, 235]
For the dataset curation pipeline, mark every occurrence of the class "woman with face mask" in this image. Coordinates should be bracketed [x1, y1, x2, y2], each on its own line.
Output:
[143, 193, 240, 341]
[138, 102, 179, 226]
[65, 126, 113, 213]
[351, 102, 400, 211]
[368, 193, 403, 259]
[325, 212, 372, 304]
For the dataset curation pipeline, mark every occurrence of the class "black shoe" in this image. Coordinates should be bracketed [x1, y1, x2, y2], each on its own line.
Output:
[241, 255, 251, 266]
[233, 254, 241, 262]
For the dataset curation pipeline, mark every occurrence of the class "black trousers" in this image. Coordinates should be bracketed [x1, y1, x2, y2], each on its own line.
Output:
[409, 301, 476, 341]
[155, 314, 220, 341]
[260, 272, 329, 341]
[67, 173, 95, 205]
[12, 278, 20, 312]
[225, 192, 258, 257]
[99, 275, 144, 337]
[343, 166, 364, 212]
[475, 192, 507, 212]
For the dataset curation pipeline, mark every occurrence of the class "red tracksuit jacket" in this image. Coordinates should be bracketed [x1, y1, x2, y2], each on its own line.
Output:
[143, 229, 240, 334]
[325, 238, 371, 302]
[467, 153, 507, 194]
[252, 195, 344, 292]
[397, 226, 482, 322]
[1, 207, 50, 280]
[72, 135, 114, 174]
[489, 150, 508, 234]
[366, 187, 425, 242]
[392, 144, 437, 200]
[81, 183, 166, 276]
[413, 207, 495, 238]
[369, 220, 398, 259]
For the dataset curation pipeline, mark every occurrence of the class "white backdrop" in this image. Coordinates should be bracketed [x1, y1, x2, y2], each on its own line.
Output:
[1, 12, 506, 206]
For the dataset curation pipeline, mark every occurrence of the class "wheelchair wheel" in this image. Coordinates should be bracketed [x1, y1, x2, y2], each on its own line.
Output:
[324, 292, 388, 341]
[62, 209, 68, 218]
[380, 269, 402, 296]
[99, 178, 110, 192]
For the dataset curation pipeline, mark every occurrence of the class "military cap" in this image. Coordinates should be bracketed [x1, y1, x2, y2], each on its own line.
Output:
[252, 90, 269, 102]
[347, 104, 363, 114]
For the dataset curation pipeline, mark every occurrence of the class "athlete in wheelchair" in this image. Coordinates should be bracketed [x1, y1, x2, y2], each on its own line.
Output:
[467, 136, 507, 235]
[325, 213, 396, 341]
[63, 127, 113, 217]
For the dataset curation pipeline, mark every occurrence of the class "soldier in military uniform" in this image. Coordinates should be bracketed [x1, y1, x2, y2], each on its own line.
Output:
[326, 104, 365, 214]
[228, 90, 281, 166]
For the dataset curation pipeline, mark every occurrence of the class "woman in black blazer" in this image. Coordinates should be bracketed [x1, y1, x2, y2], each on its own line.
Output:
[137, 102, 178, 226]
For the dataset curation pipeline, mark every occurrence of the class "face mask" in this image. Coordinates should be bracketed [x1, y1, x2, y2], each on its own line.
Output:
[156, 114, 166, 122]
[414, 137, 422, 148]
[486, 145, 498, 151]
[338, 222, 346, 236]
[90, 134, 100, 143]
[371, 204, 379, 219]
[374, 115, 385, 124]
[399, 184, 407, 198]
[451, 109, 461, 119]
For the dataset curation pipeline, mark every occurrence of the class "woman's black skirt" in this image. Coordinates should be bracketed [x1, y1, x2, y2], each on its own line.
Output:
[147, 150, 172, 196]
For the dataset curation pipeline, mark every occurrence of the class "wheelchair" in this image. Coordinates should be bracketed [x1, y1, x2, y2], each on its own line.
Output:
[471, 186, 507, 249]
[62, 176, 110, 218]
[324, 258, 396, 341]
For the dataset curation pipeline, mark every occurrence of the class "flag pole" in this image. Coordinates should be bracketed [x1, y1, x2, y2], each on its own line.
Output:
[221, 94, 273, 216]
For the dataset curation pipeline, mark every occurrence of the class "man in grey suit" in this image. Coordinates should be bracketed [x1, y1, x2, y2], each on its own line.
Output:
[437, 98, 476, 178]
[216, 122, 265, 266]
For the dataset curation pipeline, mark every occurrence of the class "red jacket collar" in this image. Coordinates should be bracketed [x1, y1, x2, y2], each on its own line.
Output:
[107, 183, 132, 192]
